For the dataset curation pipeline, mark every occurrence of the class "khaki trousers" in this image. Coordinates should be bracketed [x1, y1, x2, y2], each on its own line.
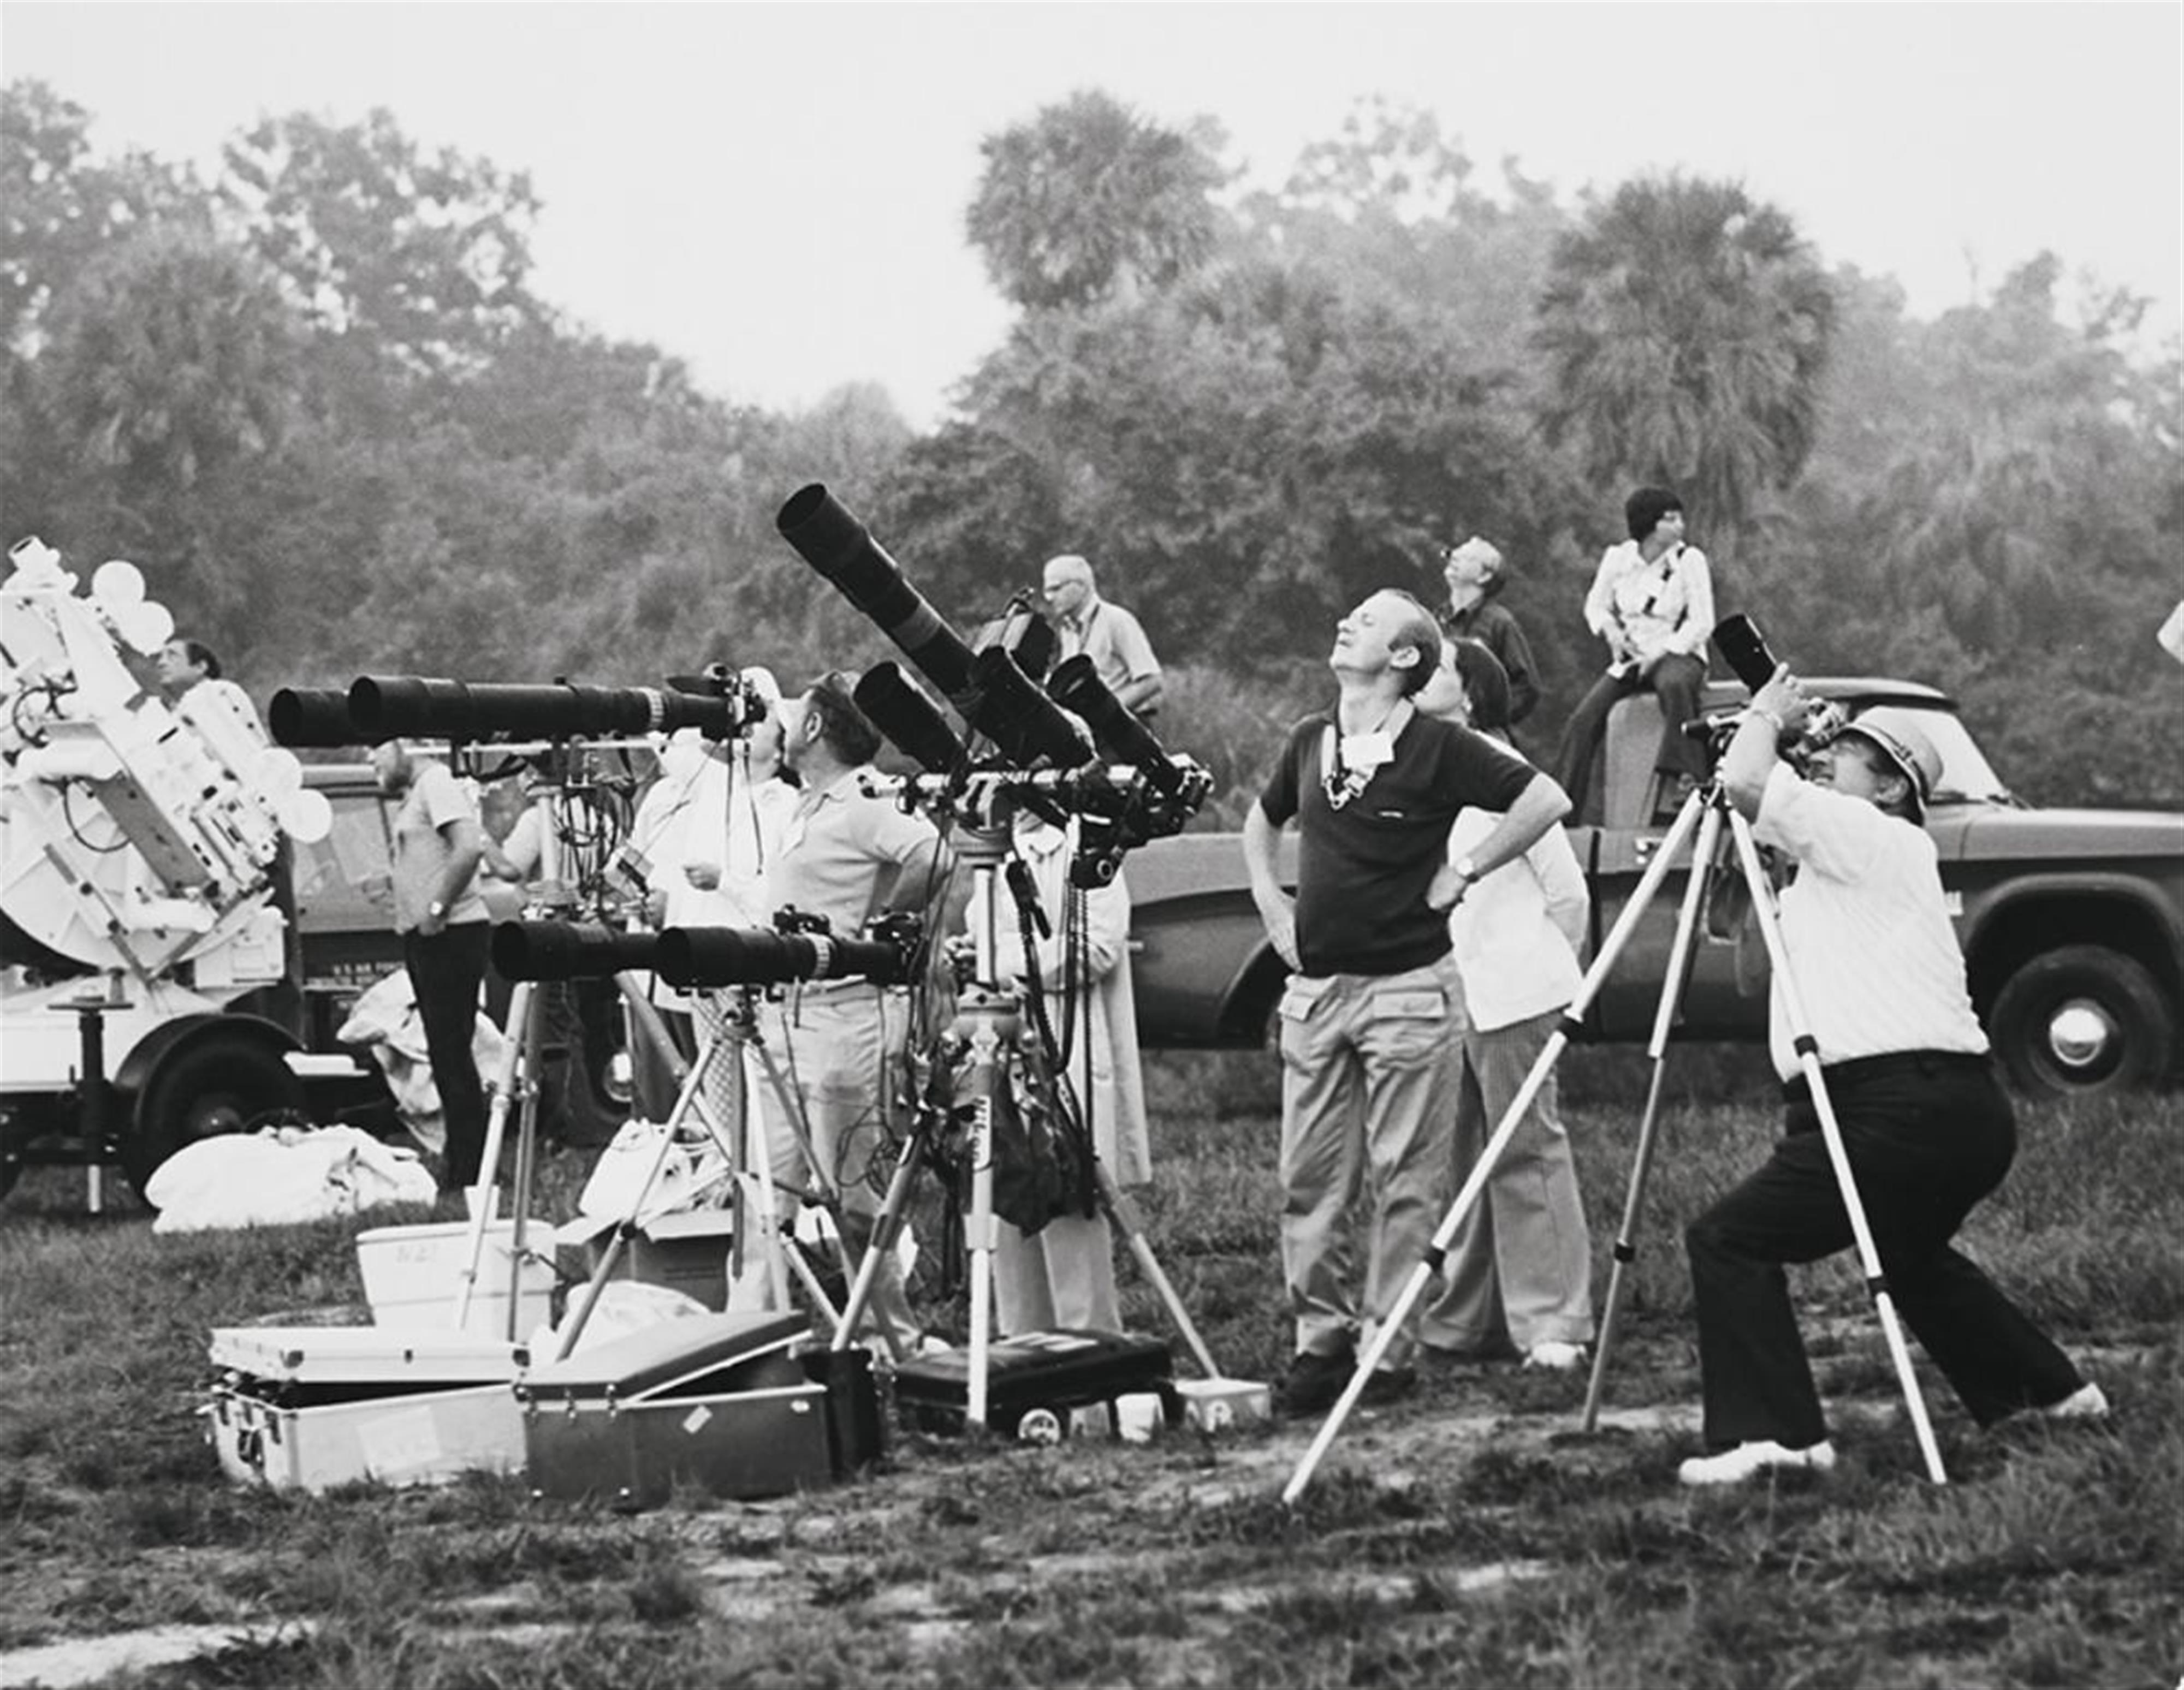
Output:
[1421, 1009, 1595, 1352]
[1277, 954, 1462, 1368]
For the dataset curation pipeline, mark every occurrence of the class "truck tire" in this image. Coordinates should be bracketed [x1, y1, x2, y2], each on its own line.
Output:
[539, 979, 630, 1149]
[123, 1032, 306, 1200]
[1990, 945, 2173, 1099]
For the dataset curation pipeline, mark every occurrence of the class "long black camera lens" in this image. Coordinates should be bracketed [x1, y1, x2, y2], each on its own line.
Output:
[1047, 656, 1186, 796]
[853, 662, 967, 772]
[656, 925, 907, 989]
[492, 920, 667, 981]
[1712, 615, 1780, 693]
[966, 645, 1091, 767]
[776, 485, 978, 703]
[269, 687, 371, 747]
[349, 676, 741, 742]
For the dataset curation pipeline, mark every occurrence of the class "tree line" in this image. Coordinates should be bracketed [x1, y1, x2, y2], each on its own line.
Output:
[3, 82, 2177, 812]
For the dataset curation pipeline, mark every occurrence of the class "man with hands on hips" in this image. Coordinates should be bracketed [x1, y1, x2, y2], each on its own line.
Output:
[1676, 665, 2104, 1486]
[1243, 588, 1570, 1416]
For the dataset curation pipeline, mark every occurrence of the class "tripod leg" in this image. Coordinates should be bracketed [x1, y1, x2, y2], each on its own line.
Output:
[1089, 1161, 1223, 1378]
[453, 980, 531, 1329]
[1582, 799, 1729, 1429]
[502, 980, 550, 1342]
[1283, 788, 1714, 1505]
[828, 1127, 925, 1359]
[553, 1023, 736, 1359]
[1725, 813, 1949, 1483]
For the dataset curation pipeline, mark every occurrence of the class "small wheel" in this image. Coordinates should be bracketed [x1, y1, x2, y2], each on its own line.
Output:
[1016, 1407, 1064, 1445]
[1990, 945, 2173, 1099]
[123, 1033, 305, 1200]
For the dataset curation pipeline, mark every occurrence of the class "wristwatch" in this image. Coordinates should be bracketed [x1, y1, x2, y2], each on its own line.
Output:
[427, 898, 448, 920]
[1452, 855, 1480, 886]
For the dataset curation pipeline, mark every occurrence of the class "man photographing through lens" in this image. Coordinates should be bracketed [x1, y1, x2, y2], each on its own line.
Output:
[1677, 668, 2105, 1485]
[757, 671, 949, 1355]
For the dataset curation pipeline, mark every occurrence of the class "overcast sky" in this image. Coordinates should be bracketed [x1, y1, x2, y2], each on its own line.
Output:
[5, 1, 2179, 428]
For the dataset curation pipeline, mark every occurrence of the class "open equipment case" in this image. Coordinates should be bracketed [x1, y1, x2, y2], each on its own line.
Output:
[204, 1325, 530, 1493]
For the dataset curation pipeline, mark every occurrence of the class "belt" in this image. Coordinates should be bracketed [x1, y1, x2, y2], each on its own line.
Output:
[790, 976, 886, 999]
[1781, 1049, 1991, 1102]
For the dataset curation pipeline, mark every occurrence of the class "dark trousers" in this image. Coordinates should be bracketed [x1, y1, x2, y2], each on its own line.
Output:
[405, 923, 492, 1188]
[1684, 1052, 2082, 1450]
[633, 1004, 696, 1124]
[1552, 653, 1710, 805]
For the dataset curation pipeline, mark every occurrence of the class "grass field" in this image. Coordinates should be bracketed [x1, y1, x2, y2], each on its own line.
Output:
[1, 1052, 2177, 1688]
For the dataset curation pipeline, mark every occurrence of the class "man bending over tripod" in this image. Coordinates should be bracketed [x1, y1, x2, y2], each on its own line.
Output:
[1679, 671, 2104, 1485]
[1244, 590, 1570, 1414]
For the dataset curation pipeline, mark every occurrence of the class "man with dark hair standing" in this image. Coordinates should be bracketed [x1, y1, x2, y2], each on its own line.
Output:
[1552, 487, 1713, 817]
[1437, 536, 1540, 728]
[1243, 589, 1571, 1414]
[156, 637, 267, 742]
[759, 671, 947, 1353]
[1677, 674, 2104, 1485]
[369, 737, 492, 1194]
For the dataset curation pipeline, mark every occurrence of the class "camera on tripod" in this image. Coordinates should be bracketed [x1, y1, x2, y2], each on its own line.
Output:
[268, 667, 770, 749]
[775, 484, 1212, 873]
[1686, 614, 1849, 769]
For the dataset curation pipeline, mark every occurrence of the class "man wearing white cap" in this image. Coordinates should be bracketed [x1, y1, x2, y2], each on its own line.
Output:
[1675, 673, 2104, 1486]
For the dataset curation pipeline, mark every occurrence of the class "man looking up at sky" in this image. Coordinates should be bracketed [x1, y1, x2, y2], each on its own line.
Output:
[1243, 587, 1571, 1415]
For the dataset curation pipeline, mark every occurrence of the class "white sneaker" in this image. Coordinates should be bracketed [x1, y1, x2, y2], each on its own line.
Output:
[1523, 1341, 1586, 1372]
[1678, 1439, 1838, 1487]
[2039, 1382, 2109, 1421]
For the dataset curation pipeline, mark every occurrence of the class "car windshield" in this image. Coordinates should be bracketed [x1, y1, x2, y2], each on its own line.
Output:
[1844, 705, 2016, 806]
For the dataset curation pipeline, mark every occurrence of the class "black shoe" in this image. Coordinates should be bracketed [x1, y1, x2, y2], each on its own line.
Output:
[1357, 1367, 1417, 1408]
[1275, 1348, 1356, 1418]
[1420, 1336, 1521, 1368]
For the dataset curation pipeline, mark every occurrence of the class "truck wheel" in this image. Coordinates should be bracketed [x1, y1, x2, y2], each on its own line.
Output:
[539, 979, 630, 1149]
[123, 1034, 306, 1199]
[1990, 945, 2173, 1098]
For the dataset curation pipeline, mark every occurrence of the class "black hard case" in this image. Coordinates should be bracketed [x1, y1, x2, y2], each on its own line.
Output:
[517, 1311, 881, 1509]
[891, 1329, 1176, 1438]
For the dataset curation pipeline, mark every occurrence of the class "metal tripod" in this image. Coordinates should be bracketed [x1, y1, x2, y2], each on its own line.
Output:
[1282, 773, 1949, 1503]
[549, 980, 852, 1358]
[830, 828, 1223, 1431]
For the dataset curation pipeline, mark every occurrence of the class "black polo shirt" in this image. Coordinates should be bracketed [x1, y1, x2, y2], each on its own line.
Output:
[1259, 710, 1537, 977]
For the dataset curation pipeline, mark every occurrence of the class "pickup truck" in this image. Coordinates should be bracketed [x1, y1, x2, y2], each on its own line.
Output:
[1123, 680, 2184, 1098]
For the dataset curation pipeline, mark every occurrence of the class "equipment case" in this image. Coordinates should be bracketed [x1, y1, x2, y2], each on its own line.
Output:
[518, 1311, 881, 1510]
[204, 1325, 529, 1493]
[891, 1329, 1176, 1441]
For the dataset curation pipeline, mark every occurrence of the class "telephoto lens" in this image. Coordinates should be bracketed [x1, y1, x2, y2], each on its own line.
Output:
[348, 676, 744, 742]
[1047, 655, 1189, 796]
[966, 646, 1093, 768]
[1711, 614, 1781, 693]
[776, 485, 980, 703]
[656, 925, 909, 989]
[269, 687, 371, 747]
[491, 920, 667, 981]
[853, 662, 968, 773]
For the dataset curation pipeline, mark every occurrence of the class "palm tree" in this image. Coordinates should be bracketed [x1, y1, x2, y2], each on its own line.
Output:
[44, 225, 297, 499]
[1533, 174, 1834, 564]
[964, 91, 1227, 312]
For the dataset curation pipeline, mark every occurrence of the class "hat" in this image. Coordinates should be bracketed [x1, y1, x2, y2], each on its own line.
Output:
[739, 665, 782, 707]
[1835, 706, 1942, 819]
